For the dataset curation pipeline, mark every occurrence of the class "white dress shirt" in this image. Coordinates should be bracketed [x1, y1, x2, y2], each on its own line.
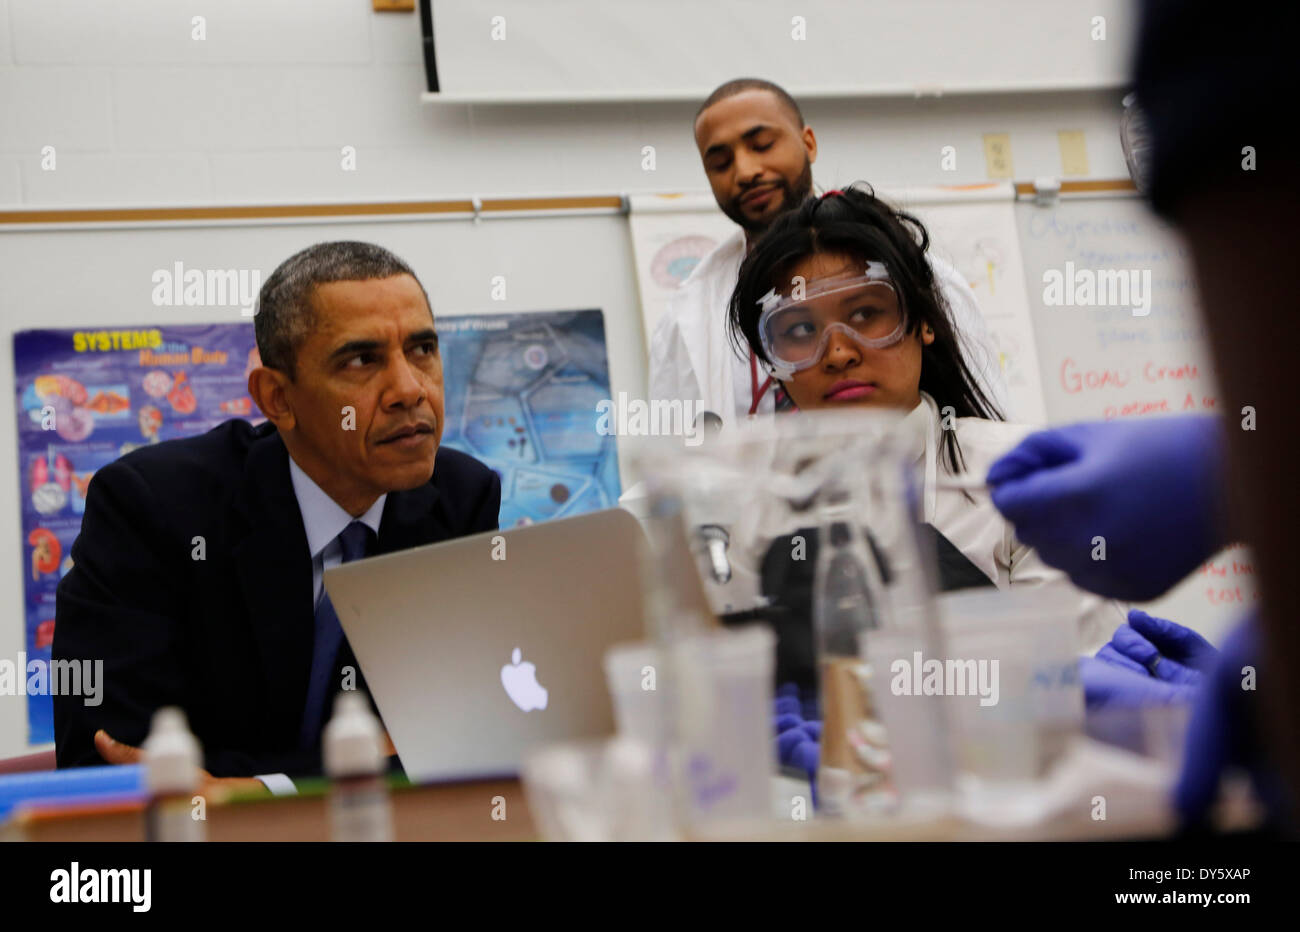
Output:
[288, 457, 387, 610]
[254, 457, 387, 796]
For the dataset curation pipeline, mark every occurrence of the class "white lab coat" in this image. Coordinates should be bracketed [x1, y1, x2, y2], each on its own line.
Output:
[897, 392, 1122, 653]
[648, 228, 1011, 428]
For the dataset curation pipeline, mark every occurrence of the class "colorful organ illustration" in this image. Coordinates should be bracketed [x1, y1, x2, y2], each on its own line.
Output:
[34, 374, 88, 407]
[138, 404, 163, 442]
[29, 448, 72, 515]
[34, 374, 96, 441]
[28, 527, 61, 580]
[84, 388, 130, 415]
[142, 369, 173, 399]
[167, 371, 197, 414]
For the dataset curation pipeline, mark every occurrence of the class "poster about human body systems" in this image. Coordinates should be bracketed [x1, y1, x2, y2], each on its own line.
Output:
[13, 325, 260, 744]
[13, 312, 619, 743]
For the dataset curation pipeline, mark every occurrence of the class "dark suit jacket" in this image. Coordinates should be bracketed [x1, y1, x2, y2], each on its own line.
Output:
[53, 419, 500, 777]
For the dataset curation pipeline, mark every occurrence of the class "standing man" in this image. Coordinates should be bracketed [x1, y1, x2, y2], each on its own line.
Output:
[54, 241, 501, 791]
[650, 78, 1008, 427]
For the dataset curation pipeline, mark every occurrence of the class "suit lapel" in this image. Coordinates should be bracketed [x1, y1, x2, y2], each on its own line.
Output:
[376, 480, 445, 554]
[231, 426, 315, 737]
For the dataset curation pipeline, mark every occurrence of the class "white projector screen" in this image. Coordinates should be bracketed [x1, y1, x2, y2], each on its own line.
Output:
[427, 0, 1134, 101]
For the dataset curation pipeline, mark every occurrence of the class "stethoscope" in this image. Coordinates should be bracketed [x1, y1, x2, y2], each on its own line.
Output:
[748, 350, 773, 416]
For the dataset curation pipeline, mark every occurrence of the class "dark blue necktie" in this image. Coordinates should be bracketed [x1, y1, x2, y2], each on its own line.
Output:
[299, 520, 375, 749]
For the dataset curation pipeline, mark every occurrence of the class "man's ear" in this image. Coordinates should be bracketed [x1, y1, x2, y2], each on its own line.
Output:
[803, 125, 818, 164]
[248, 366, 296, 431]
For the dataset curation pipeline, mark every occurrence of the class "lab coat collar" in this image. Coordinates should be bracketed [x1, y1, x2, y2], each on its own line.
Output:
[897, 393, 932, 465]
[897, 392, 941, 523]
[681, 226, 746, 291]
[679, 228, 747, 428]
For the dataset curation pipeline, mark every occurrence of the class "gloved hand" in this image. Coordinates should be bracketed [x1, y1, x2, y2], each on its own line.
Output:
[773, 683, 820, 779]
[986, 416, 1226, 601]
[1095, 641, 1149, 675]
[1173, 616, 1290, 827]
[1104, 609, 1218, 686]
[1079, 655, 1199, 710]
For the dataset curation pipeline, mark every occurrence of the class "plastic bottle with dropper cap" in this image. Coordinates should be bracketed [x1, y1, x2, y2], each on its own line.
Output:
[811, 457, 899, 819]
[324, 691, 393, 842]
[144, 706, 205, 842]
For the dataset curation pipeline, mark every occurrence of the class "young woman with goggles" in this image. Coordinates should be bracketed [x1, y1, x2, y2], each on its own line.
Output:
[726, 185, 1122, 701]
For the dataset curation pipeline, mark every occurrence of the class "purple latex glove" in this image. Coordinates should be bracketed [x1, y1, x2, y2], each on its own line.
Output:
[1104, 612, 1213, 686]
[1079, 655, 1199, 710]
[776, 721, 820, 775]
[987, 416, 1226, 601]
[1173, 617, 1289, 826]
[772, 684, 820, 778]
[775, 694, 803, 718]
[1096, 642, 1150, 675]
[1127, 609, 1219, 673]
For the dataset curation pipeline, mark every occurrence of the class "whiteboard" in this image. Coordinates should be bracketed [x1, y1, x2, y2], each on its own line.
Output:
[904, 193, 1047, 424]
[1015, 195, 1257, 643]
[427, 0, 1134, 101]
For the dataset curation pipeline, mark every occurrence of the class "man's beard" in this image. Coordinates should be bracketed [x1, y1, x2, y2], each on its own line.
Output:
[720, 156, 814, 235]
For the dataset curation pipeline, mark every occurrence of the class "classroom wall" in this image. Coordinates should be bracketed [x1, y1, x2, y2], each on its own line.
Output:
[0, 0, 1138, 206]
[0, 0, 1136, 757]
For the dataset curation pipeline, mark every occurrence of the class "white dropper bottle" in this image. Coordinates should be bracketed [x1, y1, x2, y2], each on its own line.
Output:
[323, 692, 393, 842]
[144, 706, 205, 842]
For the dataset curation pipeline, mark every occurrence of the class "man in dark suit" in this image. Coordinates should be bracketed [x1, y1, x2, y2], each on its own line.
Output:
[53, 241, 500, 791]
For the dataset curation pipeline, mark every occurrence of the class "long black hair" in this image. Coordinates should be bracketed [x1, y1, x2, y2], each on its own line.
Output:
[727, 182, 1003, 474]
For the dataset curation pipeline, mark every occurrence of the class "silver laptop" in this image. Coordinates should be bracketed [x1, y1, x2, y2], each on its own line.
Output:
[323, 506, 648, 783]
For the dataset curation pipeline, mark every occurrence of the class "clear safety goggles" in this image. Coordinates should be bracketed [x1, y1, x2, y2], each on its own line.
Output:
[756, 261, 907, 378]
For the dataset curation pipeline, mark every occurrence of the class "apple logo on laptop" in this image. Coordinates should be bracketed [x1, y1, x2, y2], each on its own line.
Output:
[501, 647, 548, 712]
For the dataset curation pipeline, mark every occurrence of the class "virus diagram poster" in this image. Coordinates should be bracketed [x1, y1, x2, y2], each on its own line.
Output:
[435, 309, 620, 530]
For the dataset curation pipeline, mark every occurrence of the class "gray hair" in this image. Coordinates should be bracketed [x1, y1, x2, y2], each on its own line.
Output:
[253, 241, 431, 378]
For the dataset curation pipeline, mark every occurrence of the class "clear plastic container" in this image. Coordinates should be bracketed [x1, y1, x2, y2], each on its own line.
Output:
[522, 737, 676, 841]
[670, 625, 777, 826]
[602, 641, 668, 748]
[937, 586, 1086, 820]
